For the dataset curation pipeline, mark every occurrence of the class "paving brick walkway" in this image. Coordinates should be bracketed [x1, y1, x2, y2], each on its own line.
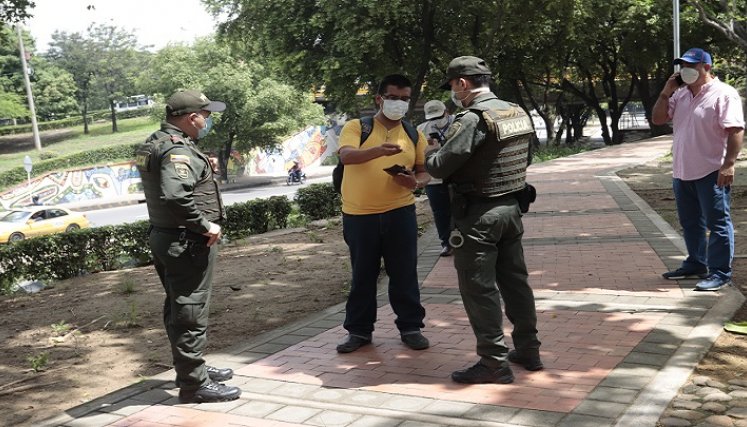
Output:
[44, 136, 745, 427]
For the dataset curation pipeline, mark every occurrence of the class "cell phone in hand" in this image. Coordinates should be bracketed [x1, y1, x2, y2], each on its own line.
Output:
[383, 164, 408, 176]
[675, 74, 684, 86]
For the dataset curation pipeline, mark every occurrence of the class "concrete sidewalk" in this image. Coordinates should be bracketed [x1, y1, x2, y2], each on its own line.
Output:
[43, 137, 744, 427]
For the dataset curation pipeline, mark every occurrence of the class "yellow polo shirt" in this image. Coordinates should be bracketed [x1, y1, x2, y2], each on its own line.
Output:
[338, 118, 426, 215]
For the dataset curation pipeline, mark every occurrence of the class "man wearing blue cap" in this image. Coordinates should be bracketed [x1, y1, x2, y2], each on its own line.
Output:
[652, 48, 745, 291]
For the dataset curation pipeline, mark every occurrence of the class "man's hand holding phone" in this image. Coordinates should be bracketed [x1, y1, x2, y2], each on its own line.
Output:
[377, 143, 402, 157]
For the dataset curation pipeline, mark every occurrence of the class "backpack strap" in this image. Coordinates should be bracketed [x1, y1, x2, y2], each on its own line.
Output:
[359, 116, 418, 146]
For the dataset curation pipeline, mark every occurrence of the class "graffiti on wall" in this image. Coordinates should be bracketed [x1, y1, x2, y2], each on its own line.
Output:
[245, 126, 328, 176]
[0, 162, 142, 209]
[1, 125, 332, 208]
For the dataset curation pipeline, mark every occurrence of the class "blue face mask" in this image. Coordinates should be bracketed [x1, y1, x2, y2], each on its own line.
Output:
[197, 116, 213, 140]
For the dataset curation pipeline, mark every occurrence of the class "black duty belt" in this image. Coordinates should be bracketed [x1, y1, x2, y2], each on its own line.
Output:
[149, 225, 209, 244]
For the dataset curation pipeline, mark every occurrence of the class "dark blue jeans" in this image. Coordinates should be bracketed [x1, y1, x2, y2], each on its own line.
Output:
[673, 170, 734, 280]
[342, 204, 425, 335]
[425, 183, 452, 247]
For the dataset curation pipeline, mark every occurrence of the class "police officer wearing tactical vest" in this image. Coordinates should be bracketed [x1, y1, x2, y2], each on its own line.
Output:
[425, 56, 542, 384]
[136, 90, 241, 403]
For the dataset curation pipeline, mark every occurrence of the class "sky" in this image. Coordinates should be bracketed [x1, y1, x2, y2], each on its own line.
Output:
[23, 0, 217, 53]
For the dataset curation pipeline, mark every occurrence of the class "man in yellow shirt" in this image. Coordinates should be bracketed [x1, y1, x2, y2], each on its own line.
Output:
[336, 74, 431, 353]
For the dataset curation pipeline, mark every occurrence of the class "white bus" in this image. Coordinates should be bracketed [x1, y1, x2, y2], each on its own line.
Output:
[114, 95, 154, 112]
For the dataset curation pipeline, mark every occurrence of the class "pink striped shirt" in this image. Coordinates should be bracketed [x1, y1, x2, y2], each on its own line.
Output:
[668, 77, 744, 180]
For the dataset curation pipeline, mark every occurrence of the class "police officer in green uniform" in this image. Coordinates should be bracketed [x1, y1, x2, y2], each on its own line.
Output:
[136, 90, 241, 403]
[425, 57, 542, 384]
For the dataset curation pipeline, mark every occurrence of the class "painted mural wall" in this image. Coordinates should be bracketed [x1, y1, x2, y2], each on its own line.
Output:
[243, 125, 330, 176]
[1, 125, 333, 208]
[1, 162, 141, 209]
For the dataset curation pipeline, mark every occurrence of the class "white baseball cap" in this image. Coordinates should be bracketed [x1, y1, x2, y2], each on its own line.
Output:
[423, 100, 446, 120]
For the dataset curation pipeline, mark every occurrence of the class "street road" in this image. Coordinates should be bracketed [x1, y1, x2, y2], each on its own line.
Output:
[85, 175, 332, 227]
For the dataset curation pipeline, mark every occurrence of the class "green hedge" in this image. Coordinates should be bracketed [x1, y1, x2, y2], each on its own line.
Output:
[0, 195, 301, 294]
[294, 183, 341, 220]
[0, 221, 152, 293]
[0, 143, 140, 191]
[0, 108, 153, 136]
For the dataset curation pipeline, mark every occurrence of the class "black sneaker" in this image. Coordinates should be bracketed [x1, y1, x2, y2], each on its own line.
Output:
[440, 245, 453, 257]
[336, 334, 372, 353]
[400, 331, 430, 350]
[178, 381, 241, 403]
[206, 366, 233, 382]
[661, 267, 708, 280]
[451, 362, 514, 384]
[508, 350, 543, 371]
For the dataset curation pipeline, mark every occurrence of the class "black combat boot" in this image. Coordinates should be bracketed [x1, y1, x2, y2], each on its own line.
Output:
[451, 362, 514, 384]
[178, 381, 241, 403]
[206, 366, 233, 382]
[508, 349, 544, 371]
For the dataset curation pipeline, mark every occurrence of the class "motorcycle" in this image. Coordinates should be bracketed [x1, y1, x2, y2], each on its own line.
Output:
[286, 171, 306, 185]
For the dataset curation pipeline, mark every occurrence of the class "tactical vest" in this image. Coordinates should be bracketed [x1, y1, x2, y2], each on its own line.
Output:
[449, 101, 533, 198]
[136, 131, 225, 228]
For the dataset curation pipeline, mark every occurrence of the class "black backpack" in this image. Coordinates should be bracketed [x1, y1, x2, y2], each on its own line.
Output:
[332, 116, 418, 193]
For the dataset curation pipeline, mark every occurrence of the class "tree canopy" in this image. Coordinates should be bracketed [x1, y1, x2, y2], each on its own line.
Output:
[209, 0, 742, 145]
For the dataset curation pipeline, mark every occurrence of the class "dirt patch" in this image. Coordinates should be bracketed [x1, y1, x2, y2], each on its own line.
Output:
[618, 155, 747, 403]
[0, 199, 433, 426]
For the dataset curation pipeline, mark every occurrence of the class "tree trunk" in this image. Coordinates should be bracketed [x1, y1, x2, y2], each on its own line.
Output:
[109, 100, 118, 133]
[221, 133, 235, 182]
[82, 99, 89, 135]
[595, 107, 612, 145]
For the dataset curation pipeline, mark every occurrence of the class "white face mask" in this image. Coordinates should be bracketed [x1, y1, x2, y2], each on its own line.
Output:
[381, 99, 409, 120]
[680, 67, 700, 85]
[451, 87, 490, 108]
[433, 116, 449, 128]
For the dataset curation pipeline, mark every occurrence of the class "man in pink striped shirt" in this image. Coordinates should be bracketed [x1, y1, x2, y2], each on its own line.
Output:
[652, 48, 744, 291]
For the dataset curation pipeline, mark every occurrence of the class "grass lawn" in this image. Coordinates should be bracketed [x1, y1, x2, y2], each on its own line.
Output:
[0, 117, 157, 172]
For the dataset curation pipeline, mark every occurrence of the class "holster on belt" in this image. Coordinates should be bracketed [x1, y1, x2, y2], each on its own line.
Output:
[449, 184, 468, 220]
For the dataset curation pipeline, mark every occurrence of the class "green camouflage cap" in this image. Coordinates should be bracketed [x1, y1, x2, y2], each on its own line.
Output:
[439, 56, 492, 90]
[166, 90, 226, 116]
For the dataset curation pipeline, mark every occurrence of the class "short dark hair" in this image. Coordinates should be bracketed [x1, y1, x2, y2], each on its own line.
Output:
[463, 74, 492, 88]
[377, 74, 412, 95]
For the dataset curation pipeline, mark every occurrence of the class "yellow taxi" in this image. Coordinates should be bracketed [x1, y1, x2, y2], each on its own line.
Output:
[0, 206, 90, 243]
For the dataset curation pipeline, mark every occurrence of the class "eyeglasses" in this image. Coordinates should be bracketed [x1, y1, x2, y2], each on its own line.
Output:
[381, 94, 411, 102]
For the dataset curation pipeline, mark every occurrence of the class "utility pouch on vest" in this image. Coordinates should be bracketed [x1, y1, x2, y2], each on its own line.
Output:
[514, 183, 536, 214]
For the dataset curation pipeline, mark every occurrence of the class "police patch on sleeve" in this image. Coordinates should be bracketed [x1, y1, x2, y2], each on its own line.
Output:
[174, 163, 190, 179]
[135, 151, 151, 172]
[444, 121, 462, 140]
[169, 154, 191, 164]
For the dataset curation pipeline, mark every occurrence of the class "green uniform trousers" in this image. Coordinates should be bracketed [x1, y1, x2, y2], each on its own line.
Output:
[149, 228, 217, 391]
[453, 196, 541, 368]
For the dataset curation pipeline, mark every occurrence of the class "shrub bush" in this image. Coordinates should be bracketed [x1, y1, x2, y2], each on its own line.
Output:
[295, 183, 341, 220]
[0, 221, 152, 294]
[268, 196, 292, 229]
[0, 193, 323, 294]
